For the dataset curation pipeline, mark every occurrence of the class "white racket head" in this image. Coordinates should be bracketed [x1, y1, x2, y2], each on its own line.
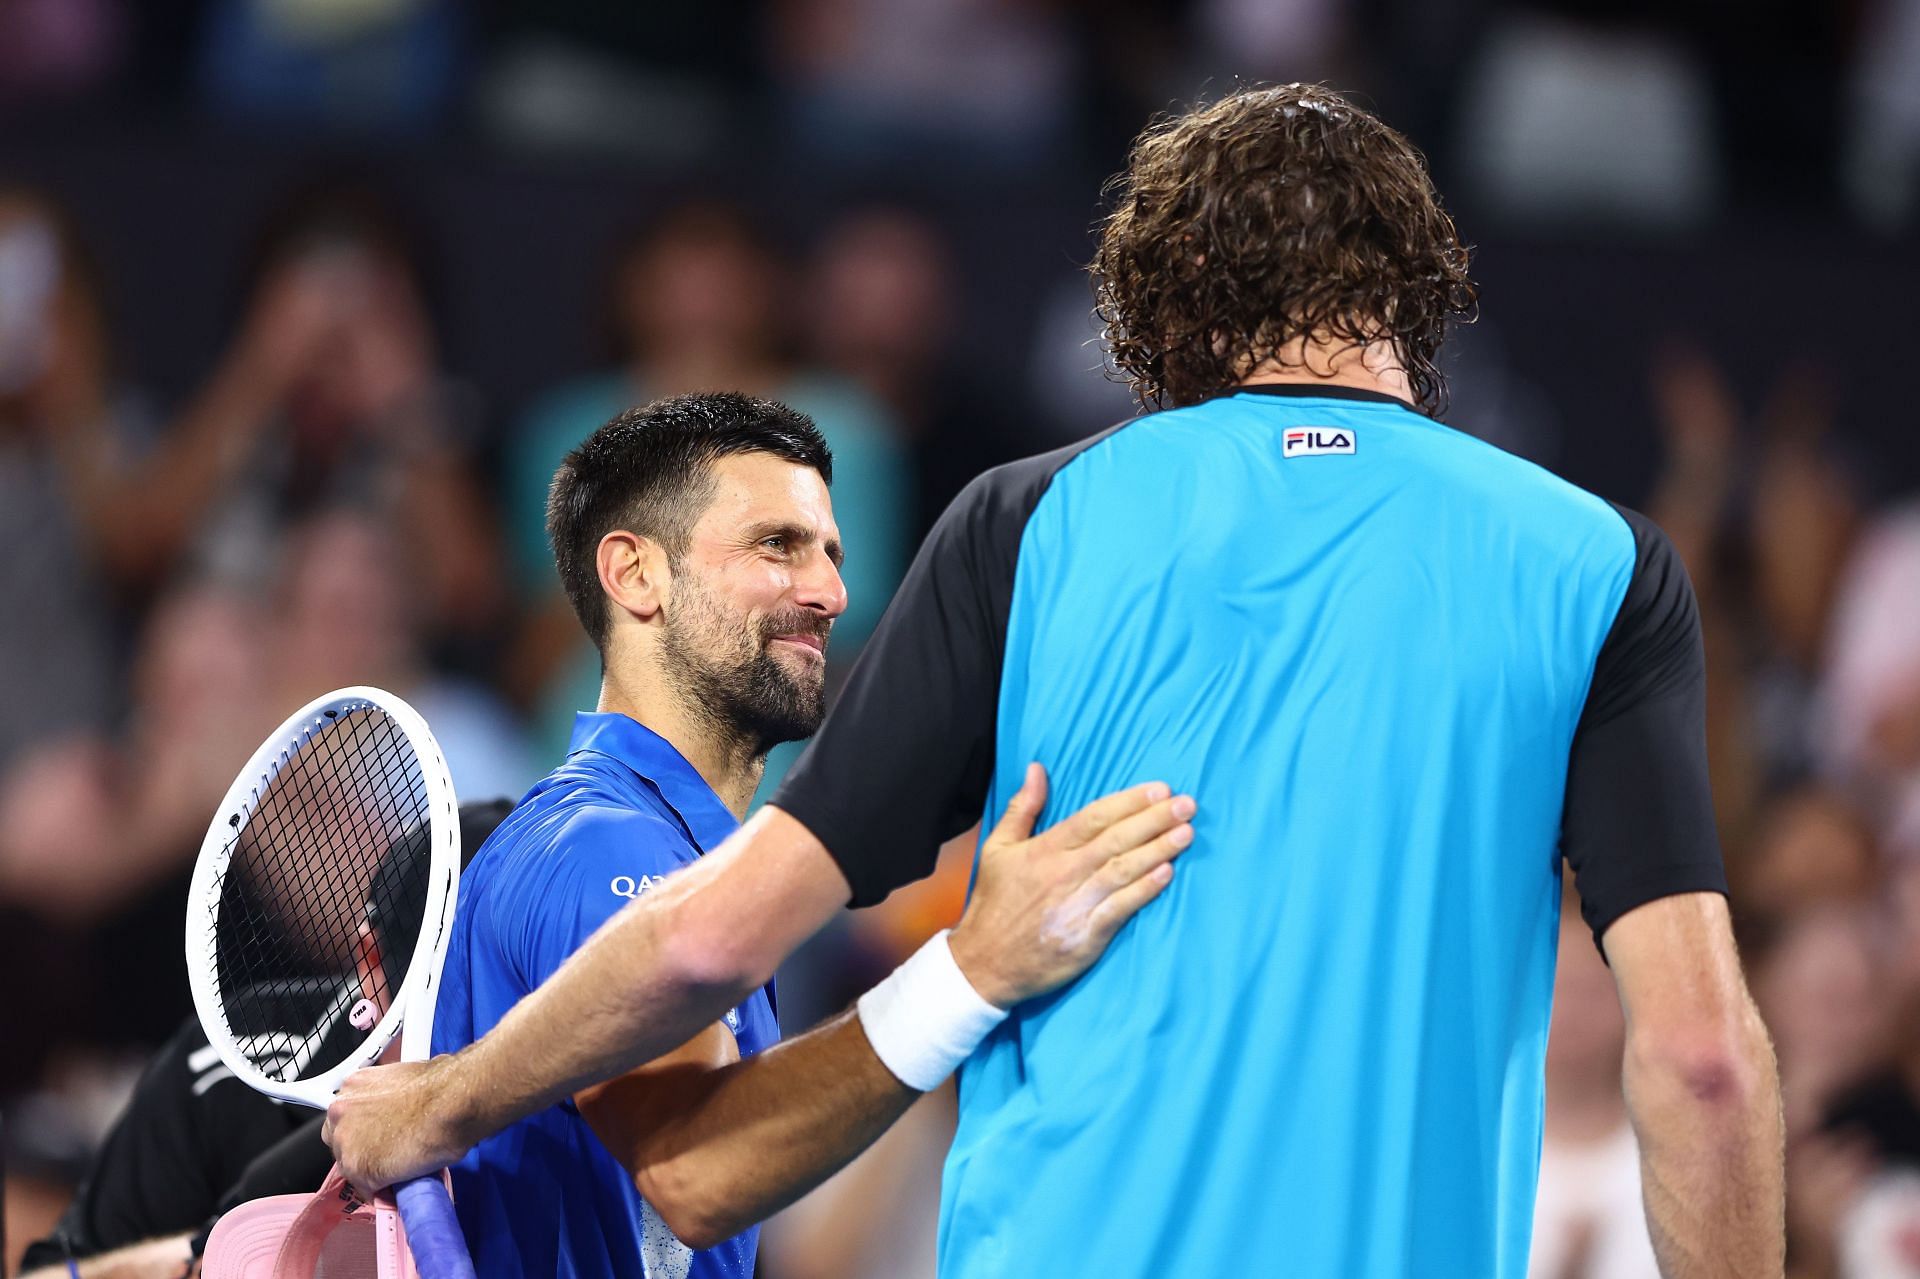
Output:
[185, 687, 460, 1110]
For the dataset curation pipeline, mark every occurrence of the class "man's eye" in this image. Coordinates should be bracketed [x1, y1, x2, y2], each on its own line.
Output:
[761, 536, 786, 552]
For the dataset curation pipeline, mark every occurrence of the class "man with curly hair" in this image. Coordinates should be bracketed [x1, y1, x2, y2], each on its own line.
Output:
[326, 85, 1783, 1277]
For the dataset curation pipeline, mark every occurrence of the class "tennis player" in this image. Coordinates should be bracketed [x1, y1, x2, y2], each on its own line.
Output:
[328, 86, 1784, 1277]
[381, 392, 1191, 1277]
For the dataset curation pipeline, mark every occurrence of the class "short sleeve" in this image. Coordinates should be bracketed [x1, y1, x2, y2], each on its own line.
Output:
[507, 808, 694, 989]
[1562, 507, 1729, 949]
[772, 443, 1088, 906]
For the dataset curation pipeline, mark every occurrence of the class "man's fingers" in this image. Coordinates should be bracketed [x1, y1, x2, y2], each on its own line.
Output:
[1082, 819, 1194, 896]
[984, 763, 1048, 850]
[1074, 794, 1195, 872]
[1084, 862, 1176, 942]
[1055, 781, 1171, 849]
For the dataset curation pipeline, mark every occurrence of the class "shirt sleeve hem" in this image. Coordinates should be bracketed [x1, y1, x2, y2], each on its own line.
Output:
[1584, 865, 1731, 956]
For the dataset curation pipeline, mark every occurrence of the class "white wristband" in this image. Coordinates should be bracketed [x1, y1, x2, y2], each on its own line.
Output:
[856, 930, 1008, 1092]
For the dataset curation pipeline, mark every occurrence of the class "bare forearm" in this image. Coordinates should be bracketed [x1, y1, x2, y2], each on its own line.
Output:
[1626, 1015, 1785, 1277]
[625, 1012, 918, 1247]
[445, 811, 850, 1149]
[56, 359, 272, 578]
[21, 1233, 194, 1279]
[449, 878, 758, 1145]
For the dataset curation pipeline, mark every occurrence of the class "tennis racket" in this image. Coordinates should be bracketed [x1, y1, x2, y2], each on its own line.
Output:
[185, 686, 474, 1279]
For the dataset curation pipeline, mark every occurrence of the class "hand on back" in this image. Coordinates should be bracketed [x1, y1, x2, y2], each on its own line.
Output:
[949, 764, 1195, 1008]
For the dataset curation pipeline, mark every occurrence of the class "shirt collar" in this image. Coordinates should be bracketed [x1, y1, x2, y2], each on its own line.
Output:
[568, 712, 739, 852]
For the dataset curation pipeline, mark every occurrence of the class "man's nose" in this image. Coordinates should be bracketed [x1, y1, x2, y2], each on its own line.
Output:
[794, 551, 848, 620]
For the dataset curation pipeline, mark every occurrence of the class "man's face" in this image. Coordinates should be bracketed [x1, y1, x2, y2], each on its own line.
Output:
[658, 453, 847, 754]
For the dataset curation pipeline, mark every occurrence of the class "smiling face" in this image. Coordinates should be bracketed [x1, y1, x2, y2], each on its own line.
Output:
[655, 452, 847, 754]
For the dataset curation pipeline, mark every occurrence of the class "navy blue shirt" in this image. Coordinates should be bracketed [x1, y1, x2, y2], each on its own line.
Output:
[434, 713, 780, 1278]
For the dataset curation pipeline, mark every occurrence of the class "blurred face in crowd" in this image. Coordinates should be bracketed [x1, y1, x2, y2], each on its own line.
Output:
[274, 510, 418, 695]
[648, 452, 846, 754]
[618, 212, 781, 369]
[1746, 787, 1881, 917]
[262, 236, 435, 440]
[133, 584, 270, 727]
[1755, 906, 1889, 1129]
[809, 209, 953, 375]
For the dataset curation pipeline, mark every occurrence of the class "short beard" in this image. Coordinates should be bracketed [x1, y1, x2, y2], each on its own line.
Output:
[657, 574, 828, 762]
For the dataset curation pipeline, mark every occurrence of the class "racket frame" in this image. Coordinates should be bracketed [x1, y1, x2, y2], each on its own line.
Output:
[184, 686, 461, 1110]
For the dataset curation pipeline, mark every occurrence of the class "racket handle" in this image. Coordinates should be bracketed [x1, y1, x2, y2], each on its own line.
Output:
[394, 1175, 475, 1279]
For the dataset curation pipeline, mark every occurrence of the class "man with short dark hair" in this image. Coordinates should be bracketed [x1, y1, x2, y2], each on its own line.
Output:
[404, 392, 1191, 1277]
[329, 89, 1784, 1277]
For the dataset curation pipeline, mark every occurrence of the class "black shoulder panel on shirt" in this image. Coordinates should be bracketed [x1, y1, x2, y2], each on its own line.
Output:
[773, 424, 1129, 907]
[1561, 506, 1729, 952]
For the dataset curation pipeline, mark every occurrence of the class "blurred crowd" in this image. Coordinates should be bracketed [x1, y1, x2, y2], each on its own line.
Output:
[1, 0, 1915, 227]
[1529, 353, 1920, 1279]
[4, 1, 1920, 1278]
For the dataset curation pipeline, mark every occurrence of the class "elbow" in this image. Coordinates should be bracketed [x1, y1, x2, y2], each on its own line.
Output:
[1627, 1007, 1775, 1113]
[635, 1164, 736, 1252]
[659, 897, 780, 999]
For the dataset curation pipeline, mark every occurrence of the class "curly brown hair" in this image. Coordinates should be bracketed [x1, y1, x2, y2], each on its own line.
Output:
[1093, 84, 1478, 414]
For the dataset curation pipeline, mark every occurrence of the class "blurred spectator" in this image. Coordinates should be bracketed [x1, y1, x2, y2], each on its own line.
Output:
[178, 186, 507, 662]
[1745, 787, 1882, 921]
[769, 0, 1077, 169]
[0, 582, 270, 1104]
[0, 190, 125, 771]
[1529, 889, 1659, 1278]
[805, 206, 1026, 529]
[1645, 349, 1861, 854]
[271, 508, 535, 802]
[1751, 904, 1896, 1277]
[1824, 863, 1920, 1274]
[1817, 501, 1920, 861]
[1757, 905, 1890, 1139]
[505, 202, 910, 762]
[194, 0, 463, 136]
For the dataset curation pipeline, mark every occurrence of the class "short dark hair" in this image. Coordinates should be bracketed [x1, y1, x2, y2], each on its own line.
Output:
[546, 392, 834, 651]
[1093, 84, 1478, 414]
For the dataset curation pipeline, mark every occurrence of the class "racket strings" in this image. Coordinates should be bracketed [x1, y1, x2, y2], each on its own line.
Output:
[207, 706, 432, 1081]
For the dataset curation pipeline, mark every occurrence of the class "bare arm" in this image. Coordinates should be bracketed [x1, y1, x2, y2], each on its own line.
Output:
[1604, 892, 1784, 1278]
[20, 1233, 194, 1279]
[577, 1014, 912, 1250]
[431, 806, 849, 1169]
[324, 769, 1192, 1200]
[574, 770, 1192, 1247]
[44, 261, 341, 583]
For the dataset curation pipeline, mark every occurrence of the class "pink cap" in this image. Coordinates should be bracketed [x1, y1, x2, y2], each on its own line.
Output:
[202, 1165, 422, 1279]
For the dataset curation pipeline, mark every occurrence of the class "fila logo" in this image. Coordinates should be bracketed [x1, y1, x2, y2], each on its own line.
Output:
[1283, 428, 1355, 457]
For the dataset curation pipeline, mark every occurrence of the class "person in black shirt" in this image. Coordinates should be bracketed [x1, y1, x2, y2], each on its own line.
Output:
[17, 799, 512, 1279]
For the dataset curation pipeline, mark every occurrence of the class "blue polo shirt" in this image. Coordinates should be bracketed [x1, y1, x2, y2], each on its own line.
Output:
[433, 712, 780, 1279]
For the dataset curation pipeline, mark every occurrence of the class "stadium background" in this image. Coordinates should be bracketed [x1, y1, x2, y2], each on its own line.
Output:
[2, 0, 1918, 1275]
